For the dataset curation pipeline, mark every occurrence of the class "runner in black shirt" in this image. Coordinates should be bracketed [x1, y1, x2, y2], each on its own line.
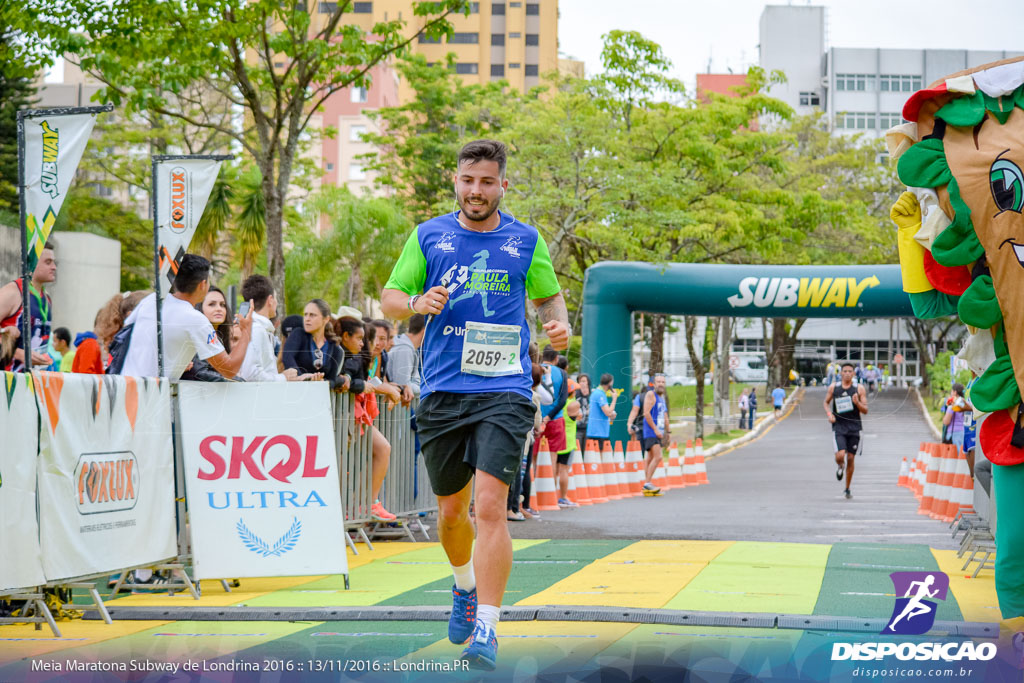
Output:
[823, 362, 868, 499]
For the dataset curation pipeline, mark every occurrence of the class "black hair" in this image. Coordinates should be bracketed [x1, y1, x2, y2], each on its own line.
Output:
[841, 362, 855, 370]
[952, 382, 965, 397]
[458, 139, 507, 177]
[577, 372, 590, 386]
[600, 373, 613, 387]
[336, 316, 369, 370]
[241, 274, 274, 311]
[556, 355, 568, 371]
[174, 254, 211, 294]
[541, 345, 558, 362]
[407, 313, 426, 335]
[194, 286, 232, 353]
[372, 318, 393, 332]
[53, 326, 71, 345]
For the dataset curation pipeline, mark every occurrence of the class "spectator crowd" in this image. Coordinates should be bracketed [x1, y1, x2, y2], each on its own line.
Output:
[0, 248, 686, 530]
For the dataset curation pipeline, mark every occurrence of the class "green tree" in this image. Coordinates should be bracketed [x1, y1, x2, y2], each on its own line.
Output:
[286, 187, 410, 314]
[52, 188, 152, 290]
[361, 54, 506, 224]
[29, 0, 472, 306]
[0, 0, 39, 212]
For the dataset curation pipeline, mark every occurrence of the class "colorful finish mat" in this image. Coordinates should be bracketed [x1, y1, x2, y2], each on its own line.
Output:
[0, 539, 1007, 682]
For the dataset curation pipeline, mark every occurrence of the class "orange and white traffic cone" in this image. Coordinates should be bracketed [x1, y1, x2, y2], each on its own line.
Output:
[930, 444, 956, 522]
[667, 442, 686, 488]
[652, 454, 669, 491]
[531, 438, 560, 512]
[601, 441, 623, 499]
[897, 456, 909, 488]
[918, 443, 939, 516]
[625, 440, 644, 495]
[583, 439, 609, 504]
[569, 443, 591, 505]
[682, 440, 697, 486]
[694, 438, 709, 485]
[613, 441, 632, 497]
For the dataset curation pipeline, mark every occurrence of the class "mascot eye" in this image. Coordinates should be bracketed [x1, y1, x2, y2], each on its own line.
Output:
[990, 155, 1024, 213]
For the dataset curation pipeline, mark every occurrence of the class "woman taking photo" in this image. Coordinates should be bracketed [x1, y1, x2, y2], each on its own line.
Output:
[283, 299, 344, 389]
[336, 317, 400, 522]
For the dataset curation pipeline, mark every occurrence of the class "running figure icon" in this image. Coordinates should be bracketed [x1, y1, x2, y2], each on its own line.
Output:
[449, 249, 495, 317]
[887, 575, 939, 632]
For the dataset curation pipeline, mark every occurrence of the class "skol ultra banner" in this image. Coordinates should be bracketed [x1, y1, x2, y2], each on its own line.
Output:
[154, 157, 224, 296]
[22, 111, 99, 270]
[176, 381, 348, 580]
[0, 372, 45, 591]
[33, 371, 176, 581]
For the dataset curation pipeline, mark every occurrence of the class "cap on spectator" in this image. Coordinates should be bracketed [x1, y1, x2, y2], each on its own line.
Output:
[280, 314, 303, 338]
[335, 305, 363, 320]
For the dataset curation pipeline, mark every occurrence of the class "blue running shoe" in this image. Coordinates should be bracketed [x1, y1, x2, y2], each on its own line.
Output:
[461, 620, 498, 671]
[448, 585, 477, 644]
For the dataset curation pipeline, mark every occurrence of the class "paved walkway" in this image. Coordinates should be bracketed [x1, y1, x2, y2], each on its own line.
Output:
[508, 387, 955, 548]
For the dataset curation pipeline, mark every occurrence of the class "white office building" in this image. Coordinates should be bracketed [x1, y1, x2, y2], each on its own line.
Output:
[759, 4, 1024, 138]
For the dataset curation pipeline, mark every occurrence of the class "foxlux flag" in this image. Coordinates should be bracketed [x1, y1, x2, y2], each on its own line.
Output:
[22, 112, 98, 269]
[155, 158, 224, 296]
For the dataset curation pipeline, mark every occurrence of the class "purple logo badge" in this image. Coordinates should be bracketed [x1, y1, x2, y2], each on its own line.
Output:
[883, 572, 949, 635]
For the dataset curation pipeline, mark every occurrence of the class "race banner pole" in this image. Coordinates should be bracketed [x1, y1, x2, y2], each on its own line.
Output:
[150, 153, 233, 376]
[16, 105, 112, 372]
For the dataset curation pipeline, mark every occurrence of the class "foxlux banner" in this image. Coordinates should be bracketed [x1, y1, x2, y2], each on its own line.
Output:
[22, 112, 98, 269]
[176, 381, 348, 580]
[155, 157, 223, 296]
[0, 372, 45, 591]
[33, 371, 176, 581]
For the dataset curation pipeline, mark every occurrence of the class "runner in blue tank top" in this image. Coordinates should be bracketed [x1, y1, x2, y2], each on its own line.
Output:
[641, 374, 670, 494]
[381, 140, 569, 671]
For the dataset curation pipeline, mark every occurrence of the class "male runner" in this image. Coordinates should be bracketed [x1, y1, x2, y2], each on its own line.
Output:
[824, 362, 868, 499]
[381, 139, 569, 670]
[641, 374, 670, 495]
[0, 242, 56, 371]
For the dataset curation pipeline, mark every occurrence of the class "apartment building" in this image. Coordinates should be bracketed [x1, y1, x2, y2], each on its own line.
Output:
[758, 4, 1024, 138]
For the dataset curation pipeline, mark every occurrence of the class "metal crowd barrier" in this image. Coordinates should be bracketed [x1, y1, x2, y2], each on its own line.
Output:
[332, 394, 436, 552]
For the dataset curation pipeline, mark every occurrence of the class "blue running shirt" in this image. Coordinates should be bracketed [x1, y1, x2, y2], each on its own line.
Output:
[385, 211, 561, 400]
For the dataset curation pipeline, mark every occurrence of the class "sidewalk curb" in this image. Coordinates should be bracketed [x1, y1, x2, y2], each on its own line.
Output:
[704, 387, 805, 460]
[914, 386, 942, 441]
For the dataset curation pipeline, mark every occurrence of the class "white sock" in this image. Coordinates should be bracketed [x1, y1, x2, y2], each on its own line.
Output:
[452, 560, 475, 592]
[134, 569, 152, 582]
[477, 604, 500, 633]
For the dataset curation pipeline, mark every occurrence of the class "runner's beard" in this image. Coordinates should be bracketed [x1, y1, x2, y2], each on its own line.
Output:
[459, 194, 501, 223]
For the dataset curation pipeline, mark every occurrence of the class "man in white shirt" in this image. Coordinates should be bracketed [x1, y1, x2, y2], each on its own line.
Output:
[239, 274, 301, 382]
[121, 254, 252, 380]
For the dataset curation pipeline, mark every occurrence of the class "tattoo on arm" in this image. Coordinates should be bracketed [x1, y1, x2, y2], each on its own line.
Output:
[536, 293, 569, 327]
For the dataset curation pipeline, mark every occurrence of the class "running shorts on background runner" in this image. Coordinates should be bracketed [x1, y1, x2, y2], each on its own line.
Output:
[833, 432, 861, 456]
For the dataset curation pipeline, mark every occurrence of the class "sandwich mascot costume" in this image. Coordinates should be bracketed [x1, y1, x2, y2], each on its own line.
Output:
[889, 55, 1024, 631]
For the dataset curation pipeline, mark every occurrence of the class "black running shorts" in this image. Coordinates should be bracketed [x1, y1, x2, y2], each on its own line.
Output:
[416, 391, 535, 496]
[833, 431, 861, 456]
[643, 436, 662, 453]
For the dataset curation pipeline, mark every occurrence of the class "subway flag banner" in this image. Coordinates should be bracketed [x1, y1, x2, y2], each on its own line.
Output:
[176, 381, 348, 580]
[154, 157, 224, 296]
[33, 371, 176, 581]
[22, 112, 98, 270]
[0, 372, 45, 591]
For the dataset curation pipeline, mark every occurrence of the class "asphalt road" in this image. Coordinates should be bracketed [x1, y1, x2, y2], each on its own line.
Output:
[495, 386, 957, 549]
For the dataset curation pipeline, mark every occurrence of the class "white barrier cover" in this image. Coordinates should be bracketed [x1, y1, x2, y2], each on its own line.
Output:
[177, 381, 348, 579]
[0, 373, 45, 591]
[34, 372, 176, 581]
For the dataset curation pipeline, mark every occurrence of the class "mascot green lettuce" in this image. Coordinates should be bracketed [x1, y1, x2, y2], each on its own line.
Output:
[889, 55, 1024, 622]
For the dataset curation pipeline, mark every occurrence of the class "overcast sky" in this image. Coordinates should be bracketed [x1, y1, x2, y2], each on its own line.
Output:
[559, 0, 1024, 89]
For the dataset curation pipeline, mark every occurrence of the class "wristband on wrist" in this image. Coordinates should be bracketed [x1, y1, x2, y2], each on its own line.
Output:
[408, 294, 421, 312]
